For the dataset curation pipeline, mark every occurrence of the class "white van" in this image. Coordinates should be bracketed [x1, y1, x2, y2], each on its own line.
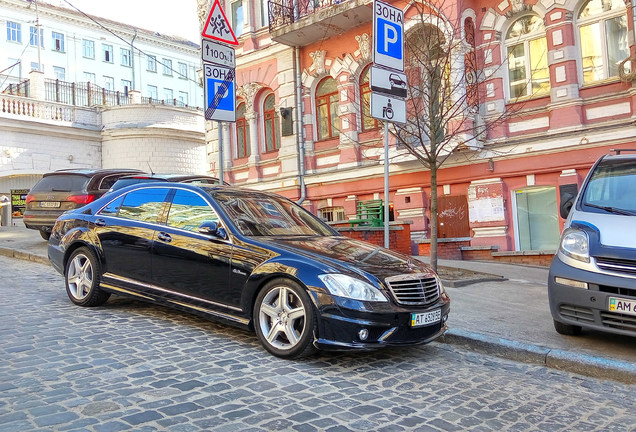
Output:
[548, 150, 636, 337]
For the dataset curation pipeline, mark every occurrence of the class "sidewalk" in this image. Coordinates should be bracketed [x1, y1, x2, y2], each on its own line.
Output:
[1, 225, 634, 384]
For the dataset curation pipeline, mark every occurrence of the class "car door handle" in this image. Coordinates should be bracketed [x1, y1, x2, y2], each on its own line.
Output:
[157, 232, 172, 243]
[95, 218, 106, 227]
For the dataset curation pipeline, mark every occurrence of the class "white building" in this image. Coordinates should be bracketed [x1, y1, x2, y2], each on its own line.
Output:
[0, 0, 203, 107]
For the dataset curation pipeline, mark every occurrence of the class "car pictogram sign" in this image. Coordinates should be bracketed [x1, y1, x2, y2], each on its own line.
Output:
[202, 0, 239, 46]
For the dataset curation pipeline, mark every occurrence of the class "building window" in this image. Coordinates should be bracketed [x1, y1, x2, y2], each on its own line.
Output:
[52, 31, 65, 52]
[30, 62, 41, 72]
[263, 94, 280, 152]
[7, 21, 21, 43]
[164, 88, 173, 101]
[147, 55, 157, 72]
[505, 16, 549, 99]
[103, 76, 114, 91]
[8, 58, 21, 78]
[578, 0, 629, 84]
[103, 44, 113, 63]
[318, 206, 346, 222]
[178, 62, 188, 79]
[316, 77, 340, 140]
[360, 66, 378, 131]
[120, 48, 132, 67]
[30, 26, 43, 47]
[82, 39, 94, 58]
[147, 85, 158, 100]
[163, 58, 173, 76]
[260, 0, 269, 28]
[84, 72, 96, 83]
[236, 102, 250, 158]
[178, 91, 188, 106]
[121, 80, 132, 92]
[53, 66, 65, 81]
[231, 1, 244, 37]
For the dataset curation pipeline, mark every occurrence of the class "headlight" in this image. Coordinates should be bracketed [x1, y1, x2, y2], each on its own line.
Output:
[560, 228, 589, 263]
[318, 274, 388, 302]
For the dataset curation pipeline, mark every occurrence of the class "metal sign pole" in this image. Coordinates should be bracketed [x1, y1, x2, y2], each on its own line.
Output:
[384, 121, 390, 248]
[218, 121, 223, 183]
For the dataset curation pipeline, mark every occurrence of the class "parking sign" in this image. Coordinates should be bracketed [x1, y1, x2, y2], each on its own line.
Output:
[203, 64, 236, 122]
[373, 0, 404, 72]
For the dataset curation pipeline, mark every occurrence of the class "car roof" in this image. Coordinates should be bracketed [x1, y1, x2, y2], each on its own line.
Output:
[43, 168, 143, 177]
[117, 173, 219, 181]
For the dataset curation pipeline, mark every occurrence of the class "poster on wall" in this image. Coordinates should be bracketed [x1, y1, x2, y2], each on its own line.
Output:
[11, 189, 28, 218]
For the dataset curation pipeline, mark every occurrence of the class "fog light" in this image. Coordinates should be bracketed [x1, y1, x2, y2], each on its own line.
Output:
[442, 314, 448, 323]
[358, 329, 369, 341]
[555, 277, 588, 289]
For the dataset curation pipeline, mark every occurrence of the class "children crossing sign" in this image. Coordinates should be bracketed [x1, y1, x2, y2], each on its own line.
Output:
[202, 0, 239, 45]
[373, 0, 404, 72]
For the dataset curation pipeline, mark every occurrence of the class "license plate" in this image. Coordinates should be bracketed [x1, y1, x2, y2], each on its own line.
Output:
[411, 309, 441, 327]
[39, 201, 60, 208]
[609, 297, 636, 317]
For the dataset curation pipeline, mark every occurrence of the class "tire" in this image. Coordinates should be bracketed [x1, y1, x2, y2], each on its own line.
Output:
[39, 230, 51, 241]
[253, 279, 317, 359]
[553, 319, 582, 336]
[65, 247, 110, 307]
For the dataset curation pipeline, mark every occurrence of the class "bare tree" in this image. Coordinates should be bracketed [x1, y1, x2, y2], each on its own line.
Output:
[388, 1, 527, 271]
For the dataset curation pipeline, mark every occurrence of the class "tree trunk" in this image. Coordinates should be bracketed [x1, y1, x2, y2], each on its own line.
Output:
[429, 163, 438, 272]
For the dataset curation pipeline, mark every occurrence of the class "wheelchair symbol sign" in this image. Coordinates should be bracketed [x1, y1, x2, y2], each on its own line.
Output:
[373, 0, 404, 72]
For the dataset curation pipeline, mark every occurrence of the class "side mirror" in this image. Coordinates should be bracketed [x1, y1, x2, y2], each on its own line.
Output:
[198, 221, 227, 239]
[560, 193, 575, 219]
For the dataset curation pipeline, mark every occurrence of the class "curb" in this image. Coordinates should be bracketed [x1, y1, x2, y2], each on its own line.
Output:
[0, 247, 49, 266]
[441, 329, 636, 385]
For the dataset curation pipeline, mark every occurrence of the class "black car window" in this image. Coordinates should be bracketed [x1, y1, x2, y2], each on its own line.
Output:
[118, 188, 169, 223]
[166, 190, 219, 232]
[99, 196, 125, 216]
[98, 174, 132, 190]
[30, 175, 89, 193]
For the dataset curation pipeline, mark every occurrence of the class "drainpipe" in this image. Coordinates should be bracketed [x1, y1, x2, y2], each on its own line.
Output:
[131, 29, 137, 91]
[294, 46, 306, 205]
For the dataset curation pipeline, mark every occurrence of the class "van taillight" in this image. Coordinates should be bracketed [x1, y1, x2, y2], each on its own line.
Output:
[67, 194, 96, 204]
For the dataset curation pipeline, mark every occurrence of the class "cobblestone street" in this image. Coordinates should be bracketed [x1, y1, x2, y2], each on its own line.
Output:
[1, 255, 635, 432]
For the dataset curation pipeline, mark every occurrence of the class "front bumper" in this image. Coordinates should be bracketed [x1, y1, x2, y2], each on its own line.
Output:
[548, 254, 636, 336]
[312, 292, 451, 351]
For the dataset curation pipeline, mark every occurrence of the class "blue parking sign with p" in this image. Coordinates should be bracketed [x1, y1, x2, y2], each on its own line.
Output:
[377, 18, 402, 60]
[373, 0, 404, 72]
[207, 79, 234, 112]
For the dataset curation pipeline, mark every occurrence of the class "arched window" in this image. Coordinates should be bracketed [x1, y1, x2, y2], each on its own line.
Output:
[578, 0, 629, 84]
[263, 94, 280, 152]
[236, 102, 250, 158]
[505, 15, 550, 99]
[316, 77, 340, 140]
[360, 66, 378, 131]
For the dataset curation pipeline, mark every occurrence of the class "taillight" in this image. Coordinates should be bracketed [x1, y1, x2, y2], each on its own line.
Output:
[26, 194, 35, 204]
[67, 194, 96, 204]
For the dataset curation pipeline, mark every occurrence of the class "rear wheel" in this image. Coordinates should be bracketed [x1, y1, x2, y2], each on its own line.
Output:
[65, 247, 110, 307]
[553, 319, 582, 336]
[39, 230, 51, 240]
[254, 279, 317, 359]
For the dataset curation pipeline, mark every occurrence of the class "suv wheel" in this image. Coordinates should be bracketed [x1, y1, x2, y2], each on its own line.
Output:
[553, 319, 582, 336]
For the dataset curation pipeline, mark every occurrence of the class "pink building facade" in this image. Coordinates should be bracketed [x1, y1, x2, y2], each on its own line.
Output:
[201, 0, 636, 256]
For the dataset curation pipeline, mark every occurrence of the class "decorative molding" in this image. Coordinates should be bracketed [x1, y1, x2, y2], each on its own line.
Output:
[309, 50, 327, 76]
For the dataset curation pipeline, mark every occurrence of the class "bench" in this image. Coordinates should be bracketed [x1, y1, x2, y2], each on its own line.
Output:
[349, 199, 384, 227]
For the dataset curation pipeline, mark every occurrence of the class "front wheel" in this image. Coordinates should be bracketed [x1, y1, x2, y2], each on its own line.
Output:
[254, 279, 317, 359]
[65, 247, 110, 307]
[553, 319, 582, 336]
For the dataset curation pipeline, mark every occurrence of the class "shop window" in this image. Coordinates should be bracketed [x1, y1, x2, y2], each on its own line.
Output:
[513, 187, 560, 251]
[236, 102, 250, 158]
[578, 0, 629, 84]
[263, 94, 280, 152]
[505, 15, 550, 99]
[316, 77, 340, 140]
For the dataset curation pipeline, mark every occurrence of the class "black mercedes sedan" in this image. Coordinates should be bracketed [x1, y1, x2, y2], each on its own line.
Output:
[48, 183, 450, 358]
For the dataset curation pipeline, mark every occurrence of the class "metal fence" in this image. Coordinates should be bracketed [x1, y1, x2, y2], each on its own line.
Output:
[44, 79, 131, 107]
[1, 77, 30, 98]
[140, 96, 193, 109]
[268, 0, 344, 31]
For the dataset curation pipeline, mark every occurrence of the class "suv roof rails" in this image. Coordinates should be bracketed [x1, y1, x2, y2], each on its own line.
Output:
[611, 148, 636, 155]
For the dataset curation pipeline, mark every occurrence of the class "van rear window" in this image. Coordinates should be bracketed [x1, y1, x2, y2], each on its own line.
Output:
[30, 175, 90, 193]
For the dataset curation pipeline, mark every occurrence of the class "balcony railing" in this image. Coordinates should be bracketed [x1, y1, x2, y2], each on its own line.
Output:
[45, 79, 131, 107]
[1, 76, 30, 98]
[268, 0, 373, 46]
